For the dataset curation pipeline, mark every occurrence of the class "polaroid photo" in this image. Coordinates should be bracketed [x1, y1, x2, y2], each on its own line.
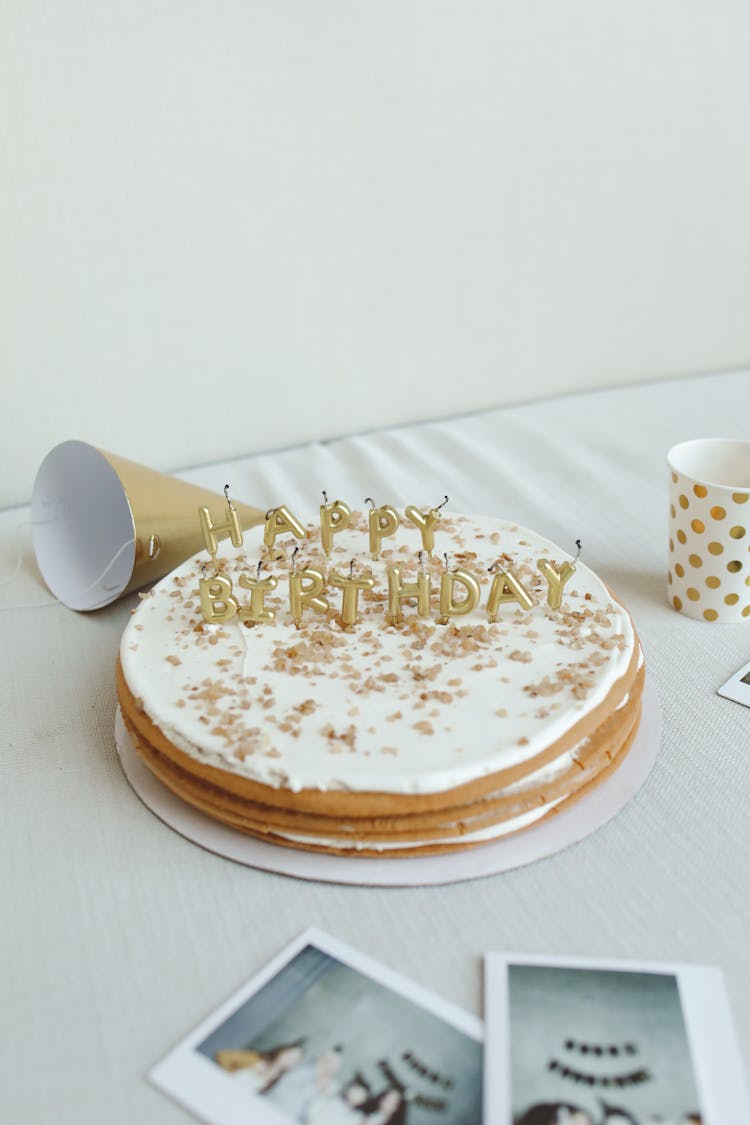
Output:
[151, 927, 483, 1125]
[717, 658, 750, 709]
[484, 953, 750, 1125]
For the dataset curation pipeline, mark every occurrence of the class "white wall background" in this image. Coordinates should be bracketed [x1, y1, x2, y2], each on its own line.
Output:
[2, 1, 750, 508]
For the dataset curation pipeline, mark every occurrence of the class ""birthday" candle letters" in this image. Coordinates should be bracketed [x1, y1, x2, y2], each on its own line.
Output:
[196, 495, 578, 628]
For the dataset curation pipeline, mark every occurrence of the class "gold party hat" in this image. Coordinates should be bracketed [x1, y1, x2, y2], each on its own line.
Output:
[100, 449, 265, 596]
[32, 440, 265, 610]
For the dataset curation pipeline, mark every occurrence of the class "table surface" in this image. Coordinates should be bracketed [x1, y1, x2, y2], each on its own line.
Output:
[3, 370, 749, 1123]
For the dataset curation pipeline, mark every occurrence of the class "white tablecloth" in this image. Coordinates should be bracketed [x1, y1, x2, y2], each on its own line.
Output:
[3, 370, 749, 1122]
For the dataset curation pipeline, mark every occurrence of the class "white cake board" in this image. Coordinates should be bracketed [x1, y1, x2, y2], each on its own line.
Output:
[114, 678, 660, 886]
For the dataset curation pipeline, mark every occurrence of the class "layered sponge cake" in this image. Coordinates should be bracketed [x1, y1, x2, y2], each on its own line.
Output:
[117, 509, 643, 856]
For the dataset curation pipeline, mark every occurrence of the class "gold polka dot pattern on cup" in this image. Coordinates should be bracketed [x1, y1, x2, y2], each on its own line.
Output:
[668, 480, 750, 620]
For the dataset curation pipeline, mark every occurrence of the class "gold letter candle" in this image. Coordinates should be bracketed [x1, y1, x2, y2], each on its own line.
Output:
[386, 564, 432, 623]
[319, 498, 351, 556]
[404, 497, 445, 558]
[438, 566, 480, 624]
[288, 566, 329, 626]
[368, 504, 400, 558]
[486, 569, 534, 621]
[328, 565, 375, 627]
[198, 501, 243, 561]
[537, 558, 576, 610]
[404, 504, 441, 555]
[264, 505, 306, 550]
[199, 574, 239, 624]
[238, 570, 278, 625]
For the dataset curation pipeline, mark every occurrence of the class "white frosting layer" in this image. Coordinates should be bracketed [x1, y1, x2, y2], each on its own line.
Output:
[120, 512, 635, 795]
[276, 795, 567, 852]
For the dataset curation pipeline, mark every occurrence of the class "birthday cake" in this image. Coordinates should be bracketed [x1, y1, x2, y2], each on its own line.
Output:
[116, 503, 644, 856]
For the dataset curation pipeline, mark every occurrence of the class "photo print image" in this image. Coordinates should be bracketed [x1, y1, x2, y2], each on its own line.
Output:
[507, 965, 703, 1125]
[197, 943, 483, 1125]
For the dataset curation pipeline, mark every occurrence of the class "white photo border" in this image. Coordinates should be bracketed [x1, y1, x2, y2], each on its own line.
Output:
[717, 658, 750, 708]
[483, 952, 750, 1125]
[150, 926, 483, 1125]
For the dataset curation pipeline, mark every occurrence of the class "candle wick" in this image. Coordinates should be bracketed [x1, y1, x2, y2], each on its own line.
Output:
[322, 490, 328, 505]
[349, 558, 355, 578]
[436, 494, 449, 512]
[444, 552, 450, 570]
[290, 545, 299, 573]
[364, 496, 375, 510]
[224, 483, 234, 509]
[257, 560, 264, 578]
[575, 538, 582, 561]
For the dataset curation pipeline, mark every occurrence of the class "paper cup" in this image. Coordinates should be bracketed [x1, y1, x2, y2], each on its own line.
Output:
[31, 440, 263, 611]
[667, 439, 750, 622]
